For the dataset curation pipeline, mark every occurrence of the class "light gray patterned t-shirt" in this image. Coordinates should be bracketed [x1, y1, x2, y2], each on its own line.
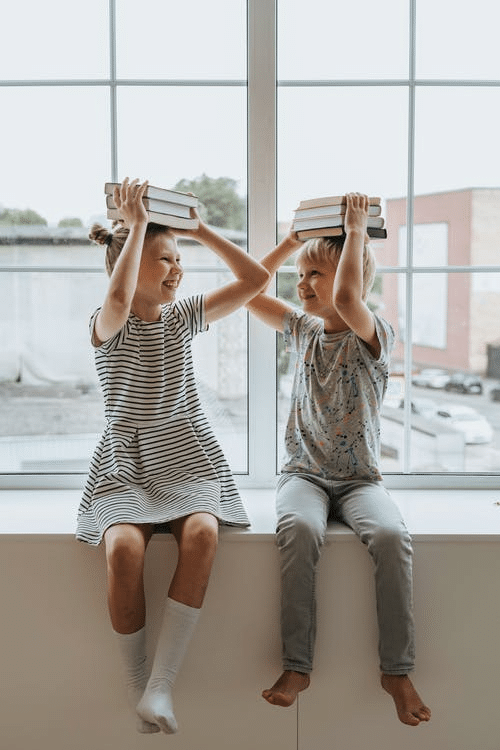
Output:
[281, 310, 395, 481]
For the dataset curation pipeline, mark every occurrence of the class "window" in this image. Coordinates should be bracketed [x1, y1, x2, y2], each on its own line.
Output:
[1, 0, 499, 488]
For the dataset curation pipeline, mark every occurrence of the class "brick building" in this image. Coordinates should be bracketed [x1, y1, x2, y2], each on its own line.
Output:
[381, 188, 500, 375]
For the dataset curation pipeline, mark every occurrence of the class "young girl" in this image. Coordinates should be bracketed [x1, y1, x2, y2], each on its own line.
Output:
[76, 177, 269, 734]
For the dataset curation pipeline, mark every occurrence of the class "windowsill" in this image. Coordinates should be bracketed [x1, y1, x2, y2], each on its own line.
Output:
[1, 487, 500, 541]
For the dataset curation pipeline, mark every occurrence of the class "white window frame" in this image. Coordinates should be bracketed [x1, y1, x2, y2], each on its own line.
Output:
[1, 0, 499, 490]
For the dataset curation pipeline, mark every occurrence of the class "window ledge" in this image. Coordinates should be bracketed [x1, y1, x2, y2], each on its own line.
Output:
[1, 488, 499, 541]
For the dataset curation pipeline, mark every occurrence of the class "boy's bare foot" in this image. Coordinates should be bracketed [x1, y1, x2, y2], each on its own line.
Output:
[262, 670, 310, 707]
[381, 673, 431, 726]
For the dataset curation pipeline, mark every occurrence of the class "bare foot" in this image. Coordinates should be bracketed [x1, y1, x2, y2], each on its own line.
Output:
[262, 670, 310, 707]
[381, 673, 431, 726]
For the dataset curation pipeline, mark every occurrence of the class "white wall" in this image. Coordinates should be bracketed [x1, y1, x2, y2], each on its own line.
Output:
[0, 489, 499, 749]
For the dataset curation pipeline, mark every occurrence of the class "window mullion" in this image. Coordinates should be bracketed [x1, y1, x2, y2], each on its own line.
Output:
[243, 0, 278, 487]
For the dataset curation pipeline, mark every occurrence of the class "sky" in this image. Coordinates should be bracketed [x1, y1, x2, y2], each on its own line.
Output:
[1, 0, 500, 227]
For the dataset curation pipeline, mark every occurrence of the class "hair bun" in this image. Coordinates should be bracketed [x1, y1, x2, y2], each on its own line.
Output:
[89, 223, 113, 247]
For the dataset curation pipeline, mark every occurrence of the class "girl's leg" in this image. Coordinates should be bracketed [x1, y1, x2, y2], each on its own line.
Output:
[137, 512, 218, 734]
[105, 522, 153, 634]
[104, 523, 159, 733]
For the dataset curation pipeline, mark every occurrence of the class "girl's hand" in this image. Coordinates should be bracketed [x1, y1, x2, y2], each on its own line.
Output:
[113, 177, 149, 228]
[172, 197, 204, 239]
[344, 192, 369, 236]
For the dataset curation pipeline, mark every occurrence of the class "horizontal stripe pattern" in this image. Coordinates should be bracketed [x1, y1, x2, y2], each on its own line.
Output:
[76, 295, 249, 546]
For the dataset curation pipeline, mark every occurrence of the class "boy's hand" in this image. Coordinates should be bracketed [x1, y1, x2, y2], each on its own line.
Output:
[284, 223, 304, 244]
[344, 192, 369, 236]
[113, 177, 149, 228]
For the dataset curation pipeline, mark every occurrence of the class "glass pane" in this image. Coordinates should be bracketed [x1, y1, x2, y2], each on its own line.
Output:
[0, 87, 110, 234]
[414, 88, 500, 240]
[392, 272, 500, 473]
[116, 0, 246, 79]
[0, 268, 247, 473]
[416, 0, 500, 79]
[276, 265, 300, 472]
[0, 0, 108, 80]
[117, 88, 247, 197]
[278, 87, 408, 224]
[278, 0, 409, 80]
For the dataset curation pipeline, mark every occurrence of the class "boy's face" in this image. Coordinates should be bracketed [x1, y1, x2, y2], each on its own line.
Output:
[296, 257, 337, 318]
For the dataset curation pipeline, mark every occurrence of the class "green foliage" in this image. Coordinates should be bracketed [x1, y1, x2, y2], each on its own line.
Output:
[58, 217, 84, 228]
[173, 174, 245, 230]
[0, 207, 47, 226]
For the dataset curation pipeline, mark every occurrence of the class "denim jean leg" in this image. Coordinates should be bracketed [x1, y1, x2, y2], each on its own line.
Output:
[276, 474, 328, 674]
[337, 482, 415, 675]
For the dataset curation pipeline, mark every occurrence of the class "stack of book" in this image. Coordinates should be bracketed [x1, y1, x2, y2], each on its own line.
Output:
[104, 182, 199, 230]
[292, 195, 387, 240]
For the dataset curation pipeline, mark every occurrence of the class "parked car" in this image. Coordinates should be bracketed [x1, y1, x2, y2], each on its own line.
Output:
[444, 373, 483, 395]
[411, 368, 450, 389]
[435, 404, 493, 444]
[490, 384, 500, 402]
[399, 397, 439, 420]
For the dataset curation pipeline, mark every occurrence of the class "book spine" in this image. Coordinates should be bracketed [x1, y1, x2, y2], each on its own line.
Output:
[106, 208, 198, 230]
[293, 204, 382, 219]
[298, 196, 381, 210]
[293, 216, 384, 231]
[104, 183, 198, 207]
[296, 227, 387, 240]
[106, 195, 192, 218]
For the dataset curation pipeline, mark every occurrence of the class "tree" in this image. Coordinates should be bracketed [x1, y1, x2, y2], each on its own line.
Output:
[58, 217, 83, 228]
[173, 174, 245, 230]
[0, 207, 47, 225]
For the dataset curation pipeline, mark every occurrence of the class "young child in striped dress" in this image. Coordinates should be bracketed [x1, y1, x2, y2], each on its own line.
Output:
[76, 177, 269, 734]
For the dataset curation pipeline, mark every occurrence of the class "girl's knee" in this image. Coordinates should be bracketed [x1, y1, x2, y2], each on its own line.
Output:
[105, 525, 148, 575]
[181, 514, 219, 553]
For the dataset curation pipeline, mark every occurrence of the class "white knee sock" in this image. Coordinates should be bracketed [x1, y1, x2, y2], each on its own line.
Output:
[136, 597, 201, 734]
[114, 627, 160, 734]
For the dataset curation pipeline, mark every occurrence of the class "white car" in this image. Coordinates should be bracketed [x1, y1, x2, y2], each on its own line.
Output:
[412, 368, 450, 389]
[435, 404, 493, 444]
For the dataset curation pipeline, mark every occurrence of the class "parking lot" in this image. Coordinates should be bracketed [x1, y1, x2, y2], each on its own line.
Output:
[388, 373, 500, 472]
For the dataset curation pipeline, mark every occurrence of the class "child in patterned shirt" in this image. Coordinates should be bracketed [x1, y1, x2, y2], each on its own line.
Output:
[246, 193, 431, 727]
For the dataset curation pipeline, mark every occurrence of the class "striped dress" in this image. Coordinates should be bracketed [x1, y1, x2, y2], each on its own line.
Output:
[76, 294, 249, 546]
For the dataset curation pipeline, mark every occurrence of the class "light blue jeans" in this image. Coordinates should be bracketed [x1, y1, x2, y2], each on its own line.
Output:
[276, 472, 415, 675]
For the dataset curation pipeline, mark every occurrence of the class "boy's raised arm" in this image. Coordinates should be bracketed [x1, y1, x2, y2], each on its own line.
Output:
[245, 231, 303, 332]
[332, 193, 380, 357]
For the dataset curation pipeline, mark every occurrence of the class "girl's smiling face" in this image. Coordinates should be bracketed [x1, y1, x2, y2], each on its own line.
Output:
[134, 233, 183, 314]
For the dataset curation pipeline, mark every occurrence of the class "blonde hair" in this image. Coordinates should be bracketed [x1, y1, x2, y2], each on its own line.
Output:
[89, 222, 175, 276]
[296, 236, 376, 301]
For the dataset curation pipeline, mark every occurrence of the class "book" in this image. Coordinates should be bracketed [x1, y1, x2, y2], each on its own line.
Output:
[296, 226, 387, 240]
[106, 208, 198, 230]
[293, 215, 385, 231]
[105, 194, 193, 219]
[297, 195, 381, 210]
[293, 203, 382, 220]
[104, 182, 198, 208]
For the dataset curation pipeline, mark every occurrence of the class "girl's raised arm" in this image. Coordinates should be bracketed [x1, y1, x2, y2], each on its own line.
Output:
[94, 178, 149, 345]
[245, 230, 302, 332]
[175, 218, 270, 324]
